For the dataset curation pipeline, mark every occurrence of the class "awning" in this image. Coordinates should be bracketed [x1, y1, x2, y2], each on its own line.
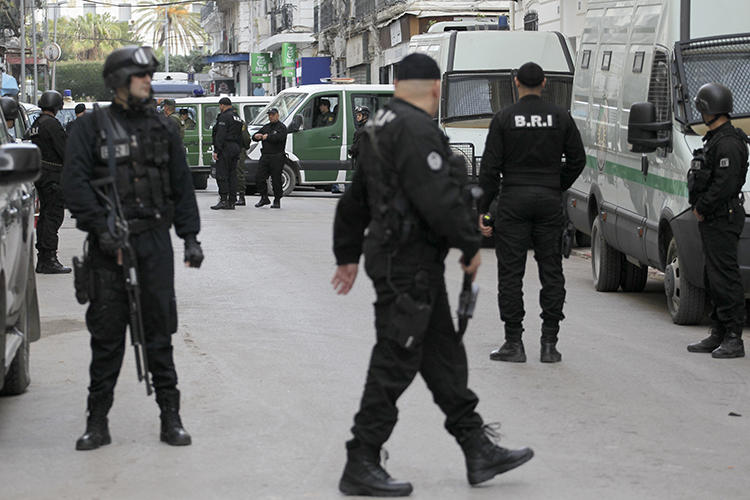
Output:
[1, 73, 19, 96]
[204, 53, 249, 64]
[258, 33, 314, 52]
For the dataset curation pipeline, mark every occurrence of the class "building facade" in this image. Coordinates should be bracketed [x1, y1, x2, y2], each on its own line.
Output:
[509, 0, 588, 51]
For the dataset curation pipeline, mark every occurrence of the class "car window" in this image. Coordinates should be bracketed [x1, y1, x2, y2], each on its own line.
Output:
[250, 92, 306, 126]
[56, 108, 75, 128]
[178, 106, 197, 130]
[350, 94, 392, 122]
[243, 105, 264, 124]
[204, 105, 220, 130]
[299, 94, 339, 129]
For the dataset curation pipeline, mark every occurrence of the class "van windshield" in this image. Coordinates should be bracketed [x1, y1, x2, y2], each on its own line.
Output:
[250, 92, 307, 126]
[442, 72, 573, 123]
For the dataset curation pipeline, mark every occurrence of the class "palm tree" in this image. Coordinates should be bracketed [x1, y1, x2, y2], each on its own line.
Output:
[54, 13, 136, 60]
[134, 3, 206, 55]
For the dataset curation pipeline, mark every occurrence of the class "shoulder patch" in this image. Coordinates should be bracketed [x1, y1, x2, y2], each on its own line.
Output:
[720, 158, 730, 168]
[427, 151, 443, 171]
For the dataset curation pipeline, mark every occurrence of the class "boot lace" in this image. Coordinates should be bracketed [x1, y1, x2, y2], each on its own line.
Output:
[482, 422, 504, 444]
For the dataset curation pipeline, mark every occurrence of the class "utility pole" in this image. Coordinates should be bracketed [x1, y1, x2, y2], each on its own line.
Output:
[164, 7, 170, 72]
[44, 0, 49, 90]
[31, 1, 38, 103]
[20, 0, 25, 102]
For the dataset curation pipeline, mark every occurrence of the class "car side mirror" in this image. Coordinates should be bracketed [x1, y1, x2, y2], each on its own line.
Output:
[0, 143, 41, 185]
[288, 114, 303, 133]
[627, 102, 671, 153]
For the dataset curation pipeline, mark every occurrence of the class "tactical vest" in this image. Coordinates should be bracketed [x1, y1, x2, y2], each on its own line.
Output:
[93, 106, 173, 227]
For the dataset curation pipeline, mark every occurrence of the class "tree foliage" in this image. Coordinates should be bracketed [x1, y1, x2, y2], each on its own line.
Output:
[134, 3, 206, 55]
[51, 13, 141, 61]
[55, 60, 111, 101]
[154, 47, 207, 73]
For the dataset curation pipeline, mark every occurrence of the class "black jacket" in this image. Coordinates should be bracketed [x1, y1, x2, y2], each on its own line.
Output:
[212, 108, 243, 155]
[253, 120, 288, 155]
[333, 98, 480, 267]
[478, 95, 586, 212]
[62, 101, 200, 238]
[695, 121, 749, 217]
[25, 113, 67, 167]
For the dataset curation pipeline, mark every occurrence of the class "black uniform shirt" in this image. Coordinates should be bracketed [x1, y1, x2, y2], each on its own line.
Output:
[316, 111, 335, 128]
[478, 94, 586, 213]
[25, 113, 67, 167]
[349, 124, 366, 160]
[333, 98, 480, 265]
[62, 101, 200, 238]
[253, 120, 288, 154]
[696, 121, 749, 216]
[212, 108, 243, 155]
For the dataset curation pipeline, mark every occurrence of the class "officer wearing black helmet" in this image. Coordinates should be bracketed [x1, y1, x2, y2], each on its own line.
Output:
[1, 96, 19, 138]
[687, 83, 749, 358]
[210, 96, 243, 210]
[477, 62, 586, 364]
[25, 90, 71, 274]
[348, 105, 369, 166]
[62, 46, 203, 450]
[332, 53, 533, 497]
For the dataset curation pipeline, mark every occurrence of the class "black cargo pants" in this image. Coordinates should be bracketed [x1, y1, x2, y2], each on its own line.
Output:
[700, 202, 746, 335]
[85, 227, 179, 399]
[349, 262, 483, 450]
[494, 186, 566, 338]
[35, 165, 65, 256]
[256, 152, 285, 201]
[216, 144, 240, 198]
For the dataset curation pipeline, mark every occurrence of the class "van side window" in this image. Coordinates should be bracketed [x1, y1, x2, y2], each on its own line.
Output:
[243, 105, 263, 124]
[298, 95, 340, 129]
[601, 51, 612, 71]
[351, 94, 392, 122]
[581, 50, 591, 69]
[204, 105, 220, 130]
[632, 51, 645, 73]
[647, 49, 671, 151]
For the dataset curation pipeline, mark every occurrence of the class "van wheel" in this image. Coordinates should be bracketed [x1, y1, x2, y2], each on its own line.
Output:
[0, 259, 36, 396]
[268, 164, 296, 197]
[575, 230, 591, 247]
[664, 238, 705, 325]
[192, 173, 208, 190]
[591, 216, 622, 292]
[620, 260, 648, 292]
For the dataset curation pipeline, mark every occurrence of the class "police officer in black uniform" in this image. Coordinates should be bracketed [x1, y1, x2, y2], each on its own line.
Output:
[1, 96, 20, 138]
[252, 107, 287, 208]
[315, 98, 335, 128]
[687, 83, 749, 358]
[211, 96, 243, 210]
[348, 105, 369, 167]
[25, 90, 71, 274]
[478, 62, 586, 364]
[62, 46, 204, 450]
[66, 103, 87, 135]
[332, 53, 533, 497]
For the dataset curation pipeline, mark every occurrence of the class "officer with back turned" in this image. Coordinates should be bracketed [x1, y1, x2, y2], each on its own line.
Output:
[332, 53, 533, 497]
[687, 83, 749, 358]
[477, 62, 586, 364]
[211, 96, 243, 210]
[62, 46, 204, 450]
[25, 90, 72, 274]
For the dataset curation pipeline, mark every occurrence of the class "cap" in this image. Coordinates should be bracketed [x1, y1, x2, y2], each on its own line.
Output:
[218, 97, 232, 106]
[74, 103, 86, 114]
[266, 107, 279, 115]
[396, 53, 441, 81]
[516, 62, 545, 87]
[162, 98, 176, 107]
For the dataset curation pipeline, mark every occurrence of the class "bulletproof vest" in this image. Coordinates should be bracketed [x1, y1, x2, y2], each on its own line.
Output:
[706, 125, 749, 195]
[92, 107, 173, 221]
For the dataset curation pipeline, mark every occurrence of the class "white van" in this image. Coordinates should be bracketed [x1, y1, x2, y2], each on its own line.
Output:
[565, 0, 750, 324]
[408, 26, 575, 176]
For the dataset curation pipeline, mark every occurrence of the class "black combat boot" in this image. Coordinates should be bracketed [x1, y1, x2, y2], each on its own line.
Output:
[459, 424, 534, 486]
[271, 198, 281, 209]
[235, 192, 246, 206]
[339, 441, 413, 497]
[540, 323, 562, 363]
[490, 326, 525, 362]
[210, 195, 229, 210]
[36, 252, 72, 274]
[711, 331, 745, 359]
[254, 197, 271, 208]
[157, 390, 192, 446]
[76, 393, 113, 451]
[687, 328, 724, 353]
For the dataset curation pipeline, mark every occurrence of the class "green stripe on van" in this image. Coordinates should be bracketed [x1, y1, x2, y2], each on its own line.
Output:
[586, 154, 688, 198]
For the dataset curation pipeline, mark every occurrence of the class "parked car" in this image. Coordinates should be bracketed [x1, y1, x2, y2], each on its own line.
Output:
[0, 105, 42, 395]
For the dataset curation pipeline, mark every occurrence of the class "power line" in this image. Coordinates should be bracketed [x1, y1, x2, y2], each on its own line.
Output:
[52, 0, 209, 8]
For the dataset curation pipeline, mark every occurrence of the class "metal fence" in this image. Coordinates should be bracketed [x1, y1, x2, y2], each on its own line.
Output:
[450, 143, 478, 179]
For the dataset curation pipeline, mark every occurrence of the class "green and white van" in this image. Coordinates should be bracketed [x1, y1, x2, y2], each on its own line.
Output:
[174, 96, 271, 189]
[565, 0, 750, 324]
[245, 84, 394, 195]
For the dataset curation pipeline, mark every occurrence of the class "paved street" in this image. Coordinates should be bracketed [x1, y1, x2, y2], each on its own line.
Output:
[1, 181, 749, 500]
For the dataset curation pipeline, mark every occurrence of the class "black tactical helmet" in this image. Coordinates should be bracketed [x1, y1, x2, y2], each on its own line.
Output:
[0, 96, 19, 121]
[694, 82, 733, 116]
[103, 46, 159, 90]
[354, 105, 370, 118]
[38, 90, 63, 113]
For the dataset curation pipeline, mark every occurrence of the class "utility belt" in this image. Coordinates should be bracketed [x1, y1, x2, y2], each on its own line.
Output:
[41, 159, 63, 170]
[124, 205, 173, 234]
[702, 195, 744, 222]
[368, 220, 443, 265]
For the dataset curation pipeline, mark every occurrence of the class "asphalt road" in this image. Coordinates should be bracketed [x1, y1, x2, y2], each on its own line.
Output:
[1, 181, 748, 499]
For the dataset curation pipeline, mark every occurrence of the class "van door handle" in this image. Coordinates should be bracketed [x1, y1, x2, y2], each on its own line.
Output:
[329, 134, 341, 140]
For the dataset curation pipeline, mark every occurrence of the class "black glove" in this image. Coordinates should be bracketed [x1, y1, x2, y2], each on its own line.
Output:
[184, 234, 204, 268]
[97, 230, 120, 256]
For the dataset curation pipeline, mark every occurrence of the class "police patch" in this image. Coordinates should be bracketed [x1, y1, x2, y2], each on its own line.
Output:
[720, 158, 730, 168]
[427, 151, 443, 171]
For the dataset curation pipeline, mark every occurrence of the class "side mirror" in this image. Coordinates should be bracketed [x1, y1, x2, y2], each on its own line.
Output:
[627, 102, 671, 153]
[288, 114, 303, 133]
[0, 143, 41, 185]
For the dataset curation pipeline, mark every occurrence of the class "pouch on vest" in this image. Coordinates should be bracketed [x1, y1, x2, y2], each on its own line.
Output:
[687, 149, 711, 206]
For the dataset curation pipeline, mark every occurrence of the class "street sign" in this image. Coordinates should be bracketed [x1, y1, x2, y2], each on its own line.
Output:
[43, 43, 62, 62]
